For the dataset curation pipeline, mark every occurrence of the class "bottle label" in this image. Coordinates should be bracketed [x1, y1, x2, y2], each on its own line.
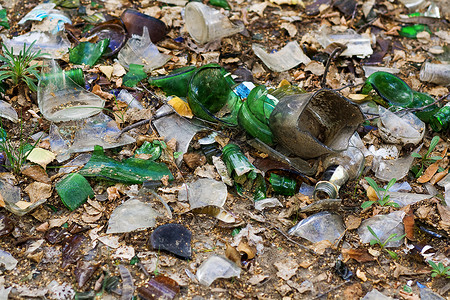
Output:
[233, 82, 256, 99]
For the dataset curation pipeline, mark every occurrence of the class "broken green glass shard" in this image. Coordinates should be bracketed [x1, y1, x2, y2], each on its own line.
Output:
[0, 9, 10, 29]
[209, 0, 231, 10]
[398, 24, 432, 39]
[269, 173, 298, 196]
[135, 141, 162, 160]
[148, 66, 196, 97]
[78, 145, 173, 184]
[56, 173, 95, 211]
[51, 0, 81, 8]
[222, 143, 266, 201]
[69, 39, 110, 66]
[123, 64, 147, 87]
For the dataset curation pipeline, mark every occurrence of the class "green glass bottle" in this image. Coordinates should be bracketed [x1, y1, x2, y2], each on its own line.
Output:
[188, 64, 242, 126]
[41, 68, 85, 87]
[363, 71, 413, 106]
[148, 66, 196, 97]
[269, 173, 298, 196]
[237, 85, 277, 145]
[429, 103, 450, 132]
[407, 92, 440, 123]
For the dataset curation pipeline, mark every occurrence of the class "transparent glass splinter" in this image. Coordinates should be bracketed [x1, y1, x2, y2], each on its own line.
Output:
[252, 41, 311, 72]
[38, 61, 104, 122]
[118, 26, 171, 72]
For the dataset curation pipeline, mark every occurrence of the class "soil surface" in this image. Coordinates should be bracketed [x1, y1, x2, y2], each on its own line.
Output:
[0, 0, 448, 299]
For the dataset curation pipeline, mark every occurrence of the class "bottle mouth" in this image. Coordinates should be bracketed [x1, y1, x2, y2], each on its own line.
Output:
[313, 181, 338, 200]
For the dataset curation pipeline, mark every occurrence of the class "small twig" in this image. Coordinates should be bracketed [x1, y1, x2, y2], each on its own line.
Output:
[312, 282, 349, 299]
[272, 226, 317, 255]
[364, 93, 450, 121]
[401, 93, 449, 113]
[117, 110, 174, 137]
[321, 46, 346, 88]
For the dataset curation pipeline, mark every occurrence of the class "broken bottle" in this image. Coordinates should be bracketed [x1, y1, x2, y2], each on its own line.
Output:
[313, 146, 364, 200]
[222, 143, 266, 201]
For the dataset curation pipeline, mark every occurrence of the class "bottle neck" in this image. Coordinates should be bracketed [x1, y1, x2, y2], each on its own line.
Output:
[313, 165, 349, 200]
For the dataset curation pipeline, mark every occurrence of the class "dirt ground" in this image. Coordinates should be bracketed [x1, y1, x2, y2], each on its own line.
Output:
[0, 0, 448, 299]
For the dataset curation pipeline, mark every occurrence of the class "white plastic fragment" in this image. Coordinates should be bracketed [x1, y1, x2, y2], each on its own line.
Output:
[184, 2, 244, 44]
[252, 41, 311, 72]
[377, 106, 425, 145]
[196, 255, 241, 286]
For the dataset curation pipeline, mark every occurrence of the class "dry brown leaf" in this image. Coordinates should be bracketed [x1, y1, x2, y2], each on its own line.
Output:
[183, 152, 206, 170]
[225, 243, 241, 266]
[310, 240, 332, 255]
[161, 175, 170, 186]
[399, 290, 420, 300]
[87, 199, 104, 212]
[343, 283, 363, 299]
[402, 206, 415, 241]
[342, 248, 375, 263]
[215, 135, 230, 148]
[82, 213, 102, 223]
[0, 192, 4, 208]
[21, 165, 51, 184]
[437, 204, 450, 233]
[92, 84, 114, 100]
[430, 168, 448, 185]
[166, 138, 177, 152]
[24, 182, 52, 203]
[107, 186, 121, 201]
[367, 186, 378, 201]
[417, 161, 439, 183]
[27, 148, 56, 169]
[168, 97, 193, 118]
[36, 222, 49, 232]
[99, 66, 113, 80]
[345, 215, 361, 230]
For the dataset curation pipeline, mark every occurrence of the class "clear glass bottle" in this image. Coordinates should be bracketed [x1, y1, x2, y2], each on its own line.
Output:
[313, 147, 365, 200]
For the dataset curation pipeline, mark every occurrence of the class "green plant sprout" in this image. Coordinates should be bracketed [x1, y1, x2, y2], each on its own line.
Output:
[361, 177, 399, 209]
[0, 41, 47, 92]
[411, 135, 442, 178]
[428, 260, 450, 278]
[0, 122, 40, 175]
[367, 225, 405, 260]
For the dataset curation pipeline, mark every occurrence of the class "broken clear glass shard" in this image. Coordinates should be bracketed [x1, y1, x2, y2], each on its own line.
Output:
[288, 211, 345, 243]
[252, 41, 311, 72]
[196, 255, 241, 286]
